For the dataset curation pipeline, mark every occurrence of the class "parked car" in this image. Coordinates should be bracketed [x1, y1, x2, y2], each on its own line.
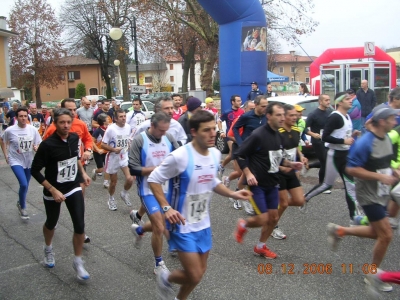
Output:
[74, 99, 81, 108]
[86, 95, 107, 102]
[397, 79, 400, 87]
[120, 100, 155, 119]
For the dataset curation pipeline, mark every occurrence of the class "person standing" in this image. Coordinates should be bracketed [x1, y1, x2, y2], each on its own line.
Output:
[357, 80, 377, 130]
[298, 83, 310, 96]
[346, 89, 362, 132]
[148, 110, 251, 300]
[128, 112, 179, 274]
[305, 94, 333, 186]
[266, 84, 278, 97]
[101, 109, 134, 211]
[246, 81, 264, 100]
[0, 107, 42, 219]
[31, 108, 91, 281]
[234, 102, 303, 259]
[327, 103, 398, 293]
[76, 97, 94, 134]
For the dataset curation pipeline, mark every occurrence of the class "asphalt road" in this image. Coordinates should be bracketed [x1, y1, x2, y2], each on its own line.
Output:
[1, 155, 400, 300]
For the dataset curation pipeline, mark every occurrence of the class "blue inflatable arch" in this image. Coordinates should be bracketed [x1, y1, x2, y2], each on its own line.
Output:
[197, 0, 267, 112]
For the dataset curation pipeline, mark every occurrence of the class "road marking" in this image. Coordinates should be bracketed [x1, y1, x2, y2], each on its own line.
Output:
[0, 263, 38, 274]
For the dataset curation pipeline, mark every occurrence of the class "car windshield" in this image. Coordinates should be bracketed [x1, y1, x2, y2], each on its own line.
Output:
[298, 101, 319, 118]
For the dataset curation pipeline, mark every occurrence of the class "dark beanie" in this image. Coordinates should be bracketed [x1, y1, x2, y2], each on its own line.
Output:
[187, 97, 202, 112]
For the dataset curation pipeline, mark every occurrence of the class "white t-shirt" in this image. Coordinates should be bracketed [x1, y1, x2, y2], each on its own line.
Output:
[102, 123, 131, 156]
[135, 118, 187, 145]
[126, 110, 146, 136]
[148, 143, 221, 233]
[2, 124, 42, 168]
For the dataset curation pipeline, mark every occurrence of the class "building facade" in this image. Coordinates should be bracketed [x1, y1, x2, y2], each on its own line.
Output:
[386, 47, 400, 78]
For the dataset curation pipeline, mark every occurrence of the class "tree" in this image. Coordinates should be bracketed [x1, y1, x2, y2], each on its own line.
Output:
[9, 0, 65, 108]
[75, 83, 87, 98]
[267, 30, 282, 72]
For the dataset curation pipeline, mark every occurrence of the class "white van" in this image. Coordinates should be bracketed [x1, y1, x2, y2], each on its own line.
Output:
[86, 95, 107, 102]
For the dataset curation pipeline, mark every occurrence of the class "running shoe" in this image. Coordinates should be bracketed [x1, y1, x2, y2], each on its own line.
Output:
[17, 202, 29, 220]
[156, 268, 174, 300]
[91, 169, 97, 181]
[73, 259, 90, 281]
[154, 260, 169, 275]
[299, 200, 308, 213]
[389, 217, 398, 229]
[131, 224, 144, 249]
[43, 247, 55, 268]
[84, 235, 91, 243]
[326, 223, 342, 252]
[218, 164, 225, 179]
[222, 176, 230, 188]
[365, 270, 393, 292]
[108, 197, 117, 211]
[103, 181, 110, 189]
[129, 210, 144, 226]
[233, 199, 242, 210]
[271, 227, 286, 240]
[120, 191, 132, 206]
[243, 201, 255, 215]
[253, 245, 277, 259]
[322, 190, 332, 194]
[234, 219, 247, 244]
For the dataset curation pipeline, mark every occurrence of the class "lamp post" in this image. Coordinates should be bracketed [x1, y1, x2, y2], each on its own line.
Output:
[109, 15, 140, 100]
[114, 59, 120, 96]
[289, 50, 298, 82]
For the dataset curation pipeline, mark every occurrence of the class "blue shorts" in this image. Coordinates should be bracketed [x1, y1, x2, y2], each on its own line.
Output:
[169, 227, 212, 253]
[362, 203, 387, 222]
[250, 185, 279, 214]
[141, 195, 161, 215]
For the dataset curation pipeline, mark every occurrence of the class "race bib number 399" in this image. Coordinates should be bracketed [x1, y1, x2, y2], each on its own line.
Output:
[187, 192, 211, 224]
[18, 136, 33, 153]
[57, 157, 78, 183]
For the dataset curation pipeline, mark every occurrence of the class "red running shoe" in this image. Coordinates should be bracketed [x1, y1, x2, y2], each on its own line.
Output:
[234, 219, 247, 244]
[253, 245, 277, 259]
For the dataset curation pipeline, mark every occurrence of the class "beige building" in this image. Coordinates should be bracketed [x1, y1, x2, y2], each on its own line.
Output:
[38, 56, 107, 102]
[386, 47, 400, 78]
[269, 52, 317, 85]
[0, 16, 18, 99]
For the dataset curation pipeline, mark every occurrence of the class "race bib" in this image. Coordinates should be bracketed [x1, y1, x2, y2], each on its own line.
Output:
[268, 149, 283, 173]
[284, 148, 297, 162]
[136, 115, 145, 126]
[186, 192, 211, 224]
[116, 135, 129, 150]
[345, 129, 352, 139]
[57, 157, 78, 183]
[18, 136, 33, 153]
[377, 168, 392, 196]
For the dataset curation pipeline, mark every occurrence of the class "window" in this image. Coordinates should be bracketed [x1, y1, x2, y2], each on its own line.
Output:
[291, 77, 295, 82]
[279, 67, 284, 73]
[305, 77, 310, 84]
[145, 77, 152, 83]
[128, 77, 136, 84]
[374, 68, 390, 87]
[305, 67, 310, 73]
[68, 71, 80, 80]
[170, 76, 174, 82]
[290, 66, 296, 73]
[169, 64, 174, 70]
[89, 88, 98, 95]
[68, 88, 75, 98]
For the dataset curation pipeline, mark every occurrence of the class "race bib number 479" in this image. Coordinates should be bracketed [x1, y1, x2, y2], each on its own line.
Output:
[57, 157, 78, 183]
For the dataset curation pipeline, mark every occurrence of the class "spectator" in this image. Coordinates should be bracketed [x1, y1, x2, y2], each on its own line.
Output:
[266, 84, 278, 97]
[346, 89, 362, 131]
[246, 81, 264, 100]
[298, 83, 310, 96]
[356, 80, 377, 130]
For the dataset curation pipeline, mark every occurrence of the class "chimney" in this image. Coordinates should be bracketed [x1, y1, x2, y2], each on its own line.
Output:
[0, 16, 7, 30]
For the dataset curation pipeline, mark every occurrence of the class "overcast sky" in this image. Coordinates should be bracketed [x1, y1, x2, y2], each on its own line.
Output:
[2, 0, 399, 57]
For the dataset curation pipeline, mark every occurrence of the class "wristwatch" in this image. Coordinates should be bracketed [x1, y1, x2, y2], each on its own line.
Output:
[85, 148, 93, 153]
[163, 206, 172, 213]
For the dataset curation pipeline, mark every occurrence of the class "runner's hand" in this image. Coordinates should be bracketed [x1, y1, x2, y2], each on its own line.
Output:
[290, 162, 303, 171]
[231, 189, 252, 201]
[98, 149, 104, 155]
[51, 189, 66, 203]
[165, 208, 186, 225]
[246, 173, 258, 186]
[82, 174, 91, 186]
[279, 166, 292, 173]
[82, 151, 91, 160]
[114, 147, 122, 154]
[379, 174, 398, 186]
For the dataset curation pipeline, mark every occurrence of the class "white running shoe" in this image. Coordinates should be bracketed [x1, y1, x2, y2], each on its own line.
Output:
[299, 201, 307, 213]
[365, 270, 393, 292]
[131, 224, 144, 249]
[120, 191, 132, 206]
[130, 210, 144, 226]
[108, 197, 117, 211]
[388, 217, 398, 229]
[91, 169, 97, 181]
[326, 223, 342, 252]
[73, 259, 90, 281]
[222, 176, 230, 188]
[322, 190, 332, 194]
[103, 181, 110, 189]
[271, 227, 287, 240]
[17, 202, 29, 220]
[233, 199, 242, 210]
[154, 260, 169, 275]
[156, 268, 174, 300]
[243, 201, 255, 215]
[43, 247, 55, 268]
[218, 164, 225, 179]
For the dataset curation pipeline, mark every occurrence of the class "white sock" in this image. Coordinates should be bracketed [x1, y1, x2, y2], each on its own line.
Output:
[257, 242, 265, 249]
[109, 194, 114, 199]
[45, 244, 52, 251]
[122, 189, 129, 195]
[104, 180, 109, 184]
[74, 256, 83, 263]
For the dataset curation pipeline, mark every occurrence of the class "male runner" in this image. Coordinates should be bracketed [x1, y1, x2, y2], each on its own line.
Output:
[234, 102, 303, 259]
[29, 103, 45, 136]
[171, 94, 183, 121]
[101, 109, 134, 211]
[148, 110, 251, 300]
[0, 107, 42, 219]
[91, 113, 110, 187]
[76, 97, 94, 134]
[126, 99, 146, 136]
[31, 108, 91, 281]
[92, 99, 113, 129]
[128, 112, 179, 274]
[327, 104, 398, 293]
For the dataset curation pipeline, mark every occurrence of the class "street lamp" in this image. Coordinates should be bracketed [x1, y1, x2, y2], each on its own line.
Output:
[114, 59, 120, 96]
[109, 15, 140, 99]
[289, 50, 298, 82]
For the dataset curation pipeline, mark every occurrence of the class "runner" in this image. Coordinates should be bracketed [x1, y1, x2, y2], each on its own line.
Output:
[218, 95, 244, 178]
[126, 99, 146, 136]
[233, 102, 303, 259]
[147, 110, 251, 300]
[271, 104, 308, 240]
[76, 97, 94, 134]
[92, 99, 113, 130]
[101, 109, 134, 211]
[128, 112, 179, 274]
[0, 107, 42, 219]
[30, 108, 91, 281]
[300, 93, 362, 226]
[171, 94, 183, 121]
[91, 113, 110, 188]
[29, 103, 45, 136]
[327, 104, 398, 293]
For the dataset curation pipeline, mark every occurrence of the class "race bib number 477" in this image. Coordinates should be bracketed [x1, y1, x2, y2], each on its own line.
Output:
[18, 136, 33, 153]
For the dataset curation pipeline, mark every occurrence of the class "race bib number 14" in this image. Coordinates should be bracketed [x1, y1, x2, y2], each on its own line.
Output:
[186, 192, 211, 224]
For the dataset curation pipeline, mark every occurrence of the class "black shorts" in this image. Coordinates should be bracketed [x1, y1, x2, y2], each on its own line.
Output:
[231, 142, 239, 160]
[93, 151, 106, 169]
[278, 171, 301, 191]
[362, 203, 387, 222]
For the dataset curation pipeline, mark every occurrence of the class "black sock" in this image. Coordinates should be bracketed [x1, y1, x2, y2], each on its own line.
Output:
[136, 212, 142, 220]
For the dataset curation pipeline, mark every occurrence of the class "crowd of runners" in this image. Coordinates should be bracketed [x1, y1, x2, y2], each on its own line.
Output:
[1, 88, 400, 299]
